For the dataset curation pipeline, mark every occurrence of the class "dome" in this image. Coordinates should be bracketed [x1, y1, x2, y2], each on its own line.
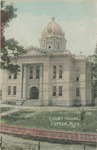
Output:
[40, 17, 67, 51]
[41, 17, 64, 38]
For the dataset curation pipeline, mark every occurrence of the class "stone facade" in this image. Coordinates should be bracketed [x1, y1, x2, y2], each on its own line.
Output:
[1, 18, 92, 106]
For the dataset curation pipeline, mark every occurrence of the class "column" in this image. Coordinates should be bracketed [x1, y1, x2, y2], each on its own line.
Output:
[39, 65, 43, 104]
[43, 61, 49, 105]
[11, 73, 14, 79]
[22, 65, 27, 99]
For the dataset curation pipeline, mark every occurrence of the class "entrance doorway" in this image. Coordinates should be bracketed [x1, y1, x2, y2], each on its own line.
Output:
[30, 87, 39, 99]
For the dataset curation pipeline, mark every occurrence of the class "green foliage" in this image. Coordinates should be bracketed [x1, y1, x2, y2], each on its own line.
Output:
[0, 107, 12, 113]
[5, 39, 25, 56]
[1, 0, 26, 73]
[1, 1, 17, 29]
[3, 63, 20, 73]
[91, 53, 97, 98]
[89, 46, 97, 99]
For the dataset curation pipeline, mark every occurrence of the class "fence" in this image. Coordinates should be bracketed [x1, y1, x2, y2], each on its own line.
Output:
[0, 124, 97, 143]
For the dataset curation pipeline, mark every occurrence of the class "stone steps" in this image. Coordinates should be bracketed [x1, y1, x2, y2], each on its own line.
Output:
[22, 99, 42, 106]
[1, 100, 24, 106]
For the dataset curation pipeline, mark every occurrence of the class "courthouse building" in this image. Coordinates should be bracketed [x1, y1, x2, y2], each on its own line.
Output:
[2, 17, 92, 106]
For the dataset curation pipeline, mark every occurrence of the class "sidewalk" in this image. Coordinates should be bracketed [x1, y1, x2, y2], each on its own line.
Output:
[0, 107, 25, 117]
[0, 103, 97, 117]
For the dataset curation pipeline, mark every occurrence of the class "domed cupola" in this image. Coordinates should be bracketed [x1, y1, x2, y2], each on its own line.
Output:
[41, 17, 63, 38]
[40, 17, 67, 51]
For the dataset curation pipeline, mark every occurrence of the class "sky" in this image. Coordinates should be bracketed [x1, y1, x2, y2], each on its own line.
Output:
[4, 0, 97, 56]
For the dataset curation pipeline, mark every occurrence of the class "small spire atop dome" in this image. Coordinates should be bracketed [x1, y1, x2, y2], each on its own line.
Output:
[51, 17, 55, 21]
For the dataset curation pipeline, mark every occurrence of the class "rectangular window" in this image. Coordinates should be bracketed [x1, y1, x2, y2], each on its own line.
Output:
[59, 66, 62, 79]
[57, 44, 60, 50]
[76, 88, 80, 96]
[53, 66, 56, 79]
[13, 86, 16, 95]
[53, 86, 56, 96]
[13, 71, 17, 79]
[8, 86, 11, 95]
[8, 71, 11, 79]
[29, 66, 33, 79]
[76, 68, 80, 72]
[59, 86, 62, 96]
[36, 66, 40, 79]
[76, 77, 79, 81]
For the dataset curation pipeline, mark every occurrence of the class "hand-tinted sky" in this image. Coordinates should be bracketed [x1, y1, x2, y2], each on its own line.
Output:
[5, 0, 97, 55]
[15, 1, 96, 20]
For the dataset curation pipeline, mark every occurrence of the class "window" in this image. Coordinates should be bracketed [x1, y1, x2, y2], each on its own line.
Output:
[57, 44, 60, 50]
[8, 72, 11, 79]
[76, 88, 80, 96]
[59, 86, 62, 96]
[59, 66, 62, 79]
[49, 46, 51, 49]
[13, 86, 16, 95]
[36, 66, 40, 79]
[13, 71, 17, 79]
[76, 68, 80, 72]
[44, 40, 45, 45]
[29, 66, 33, 79]
[53, 86, 56, 96]
[76, 77, 79, 81]
[9, 75, 11, 79]
[8, 86, 11, 95]
[53, 66, 56, 79]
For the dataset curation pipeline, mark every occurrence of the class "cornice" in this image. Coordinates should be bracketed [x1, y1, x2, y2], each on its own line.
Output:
[25, 45, 53, 54]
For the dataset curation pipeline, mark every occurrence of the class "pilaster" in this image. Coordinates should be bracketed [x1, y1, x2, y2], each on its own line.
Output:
[39, 64, 43, 104]
[22, 64, 27, 99]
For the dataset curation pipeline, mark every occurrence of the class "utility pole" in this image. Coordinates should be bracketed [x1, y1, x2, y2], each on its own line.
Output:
[80, 107, 85, 126]
[0, 136, 2, 149]
[84, 145, 86, 150]
[38, 141, 40, 150]
[95, 142, 97, 149]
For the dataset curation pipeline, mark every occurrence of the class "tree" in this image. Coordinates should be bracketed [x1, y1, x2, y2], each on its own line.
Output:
[1, 0, 26, 73]
[89, 44, 97, 101]
[92, 45, 97, 99]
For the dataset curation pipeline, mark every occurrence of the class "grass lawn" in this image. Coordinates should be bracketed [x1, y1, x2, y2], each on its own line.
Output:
[0, 107, 12, 113]
[1, 108, 97, 133]
[2, 134, 95, 150]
